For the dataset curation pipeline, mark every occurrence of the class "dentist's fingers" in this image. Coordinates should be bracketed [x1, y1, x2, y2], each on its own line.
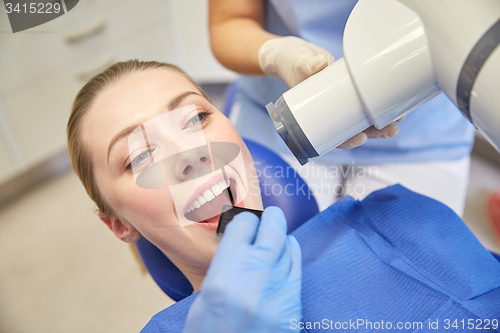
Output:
[260, 36, 336, 87]
[337, 115, 406, 149]
[253, 207, 288, 263]
[363, 122, 400, 139]
[395, 115, 406, 123]
[273, 236, 301, 280]
[293, 47, 335, 87]
[264, 236, 301, 307]
[308, 55, 330, 74]
[266, 234, 294, 285]
[298, 54, 329, 79]
[309, 44, 336, 67]
[211, 212, 260, 269]
[289, 236, 302, 279]
[337, 132, 367, 149]
[219, 212, 260, 248]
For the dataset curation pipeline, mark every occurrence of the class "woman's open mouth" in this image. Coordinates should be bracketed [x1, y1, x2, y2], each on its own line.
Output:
[184, 178, 238, 226]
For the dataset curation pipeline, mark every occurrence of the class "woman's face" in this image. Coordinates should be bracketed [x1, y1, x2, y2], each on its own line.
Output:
[82, 68, 261, 273]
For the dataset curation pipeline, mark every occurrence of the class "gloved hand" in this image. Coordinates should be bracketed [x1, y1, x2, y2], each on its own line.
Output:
[183, 207, 302, 333]
[258, 36, 335, 88]
[258, 36, 405, 149]
[336, 116, 406, 149]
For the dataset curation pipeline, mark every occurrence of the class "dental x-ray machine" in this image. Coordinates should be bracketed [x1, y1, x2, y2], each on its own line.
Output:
[266, 0, 500, 165]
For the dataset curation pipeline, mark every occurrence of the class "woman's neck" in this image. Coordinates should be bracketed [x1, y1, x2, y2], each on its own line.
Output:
[168, 257, 207, 293]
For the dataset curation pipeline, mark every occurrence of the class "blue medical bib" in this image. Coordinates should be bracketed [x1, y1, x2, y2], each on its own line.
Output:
[141, 185, 500, 332]
[233, 0, 475, 165]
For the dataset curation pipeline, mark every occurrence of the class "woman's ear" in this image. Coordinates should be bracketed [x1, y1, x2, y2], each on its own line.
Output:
[100, 215, 141, 243]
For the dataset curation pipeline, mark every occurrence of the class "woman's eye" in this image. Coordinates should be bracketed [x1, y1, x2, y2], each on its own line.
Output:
[128, 149, 154, 170]
[185, 111, 212, 128]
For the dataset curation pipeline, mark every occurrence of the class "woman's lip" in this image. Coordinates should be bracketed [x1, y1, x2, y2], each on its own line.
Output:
[183, 171, 236, 215]
[193, 220, 219, 233]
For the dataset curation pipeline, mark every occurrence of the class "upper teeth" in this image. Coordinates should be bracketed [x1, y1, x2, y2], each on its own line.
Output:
[187, 179, 231, 213]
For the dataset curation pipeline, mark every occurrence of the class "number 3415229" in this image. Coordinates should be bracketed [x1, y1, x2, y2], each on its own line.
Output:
[5, 2, 62, 14]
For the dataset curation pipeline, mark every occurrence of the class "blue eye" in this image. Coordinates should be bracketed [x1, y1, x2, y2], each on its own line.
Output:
[186, 111, 212, 128]
[129, 149, 153, 170]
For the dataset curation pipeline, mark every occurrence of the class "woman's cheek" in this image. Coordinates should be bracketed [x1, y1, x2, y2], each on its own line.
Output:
[204, 115, 238, 142]
[116, 185, 177, 226]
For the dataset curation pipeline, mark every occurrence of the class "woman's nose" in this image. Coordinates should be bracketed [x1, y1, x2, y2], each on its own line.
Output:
[173, 145, 213, 183]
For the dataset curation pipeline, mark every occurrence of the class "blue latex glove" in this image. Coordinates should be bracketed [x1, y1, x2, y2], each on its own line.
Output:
[183, 207, 302, 333]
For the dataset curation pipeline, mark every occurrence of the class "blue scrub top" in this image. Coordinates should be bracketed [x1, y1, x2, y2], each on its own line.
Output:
[232, 0, 475, 165]
[141, 185, 500, 332]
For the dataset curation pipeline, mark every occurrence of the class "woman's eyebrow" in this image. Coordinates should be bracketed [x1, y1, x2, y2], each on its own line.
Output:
[168, 91, 204, 110]
[106, 91, 205, 164]
[107, 124, 142, 165]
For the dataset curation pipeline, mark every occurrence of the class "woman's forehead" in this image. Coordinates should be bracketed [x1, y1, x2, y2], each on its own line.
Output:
[83, 69, 203, 162]
[98, 69, 198, 113]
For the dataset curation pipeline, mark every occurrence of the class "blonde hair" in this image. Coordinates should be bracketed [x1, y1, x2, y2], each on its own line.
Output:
[67, 60, 209, 217]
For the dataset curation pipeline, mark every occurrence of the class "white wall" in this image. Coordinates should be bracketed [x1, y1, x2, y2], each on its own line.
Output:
[0, 0, 236, 185]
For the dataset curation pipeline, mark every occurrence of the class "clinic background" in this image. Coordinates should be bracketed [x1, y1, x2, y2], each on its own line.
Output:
[0, 1, 499, 332]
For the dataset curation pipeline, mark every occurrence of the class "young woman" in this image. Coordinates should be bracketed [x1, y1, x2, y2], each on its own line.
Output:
[68, 60, 499, 332]
[67, 60, 263, 292]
